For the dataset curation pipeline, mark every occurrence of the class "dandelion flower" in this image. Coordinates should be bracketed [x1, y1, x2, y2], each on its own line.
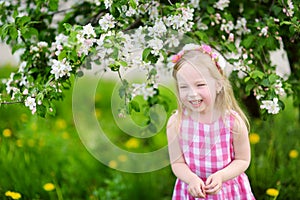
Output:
[249, 133, 260, 145]
[56, 119, 67, 129]
[5, 191, 22, 199]
[108, 160, 118, 168]
[118, 154, 128, 162]
[43, 183, 55, 191]
[266, 188, 279, 197]
[125, 138, 140, 149]
[289, 149, 298, 159]
[3, 128, 12, 137]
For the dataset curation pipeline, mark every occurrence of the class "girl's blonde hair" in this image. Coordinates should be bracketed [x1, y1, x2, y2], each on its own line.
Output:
[172, 49, 250, 133]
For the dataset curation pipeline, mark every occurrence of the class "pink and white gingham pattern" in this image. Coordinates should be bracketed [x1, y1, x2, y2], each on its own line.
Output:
[172, 111, 255, 200]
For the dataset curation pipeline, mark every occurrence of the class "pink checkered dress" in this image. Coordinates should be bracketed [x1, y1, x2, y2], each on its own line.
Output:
[172, 111, 255, 200]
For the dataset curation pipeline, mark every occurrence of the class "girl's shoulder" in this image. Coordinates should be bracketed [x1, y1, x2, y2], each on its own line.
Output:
[167, 110, 179, 128]
[166, 110, 181, 139]
[226, 110, 248, 134]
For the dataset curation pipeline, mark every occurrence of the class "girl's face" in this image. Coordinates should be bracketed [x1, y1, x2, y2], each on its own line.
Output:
[176, 62, 220, 115]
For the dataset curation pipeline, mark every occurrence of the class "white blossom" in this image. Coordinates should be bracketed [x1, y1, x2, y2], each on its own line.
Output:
[25, 96, 36, 114]
[104, 0, 113, 9]
[148, 38, 163, 56]
[148, 2, 159, 20]
[126, 6, 137, 17]
[213, 0, 230, 10]
[283, 0, 294, 17]
[19, 75, 28, 87]
[189, 0, 200, 8]
[23, 89, 28, 95]
[37, 41, 48, 48]
[50, 59, 72, 80]
[260, 98, 280, 114]
[147, 19, 167, 37]
[99, 13, 116, 32]
[131, 83, 157, 100]
[260, 26, 268, 37]
[220, 20, 234, 33]
[235, 17, 250, 35]
[181, 7, 194, 21]
[18, 61, 27, 73]
[274, 80, 286, 96]
[165, 34, 180, 48]
[82, 23, 96, 38]
[196, 20, 208, 30]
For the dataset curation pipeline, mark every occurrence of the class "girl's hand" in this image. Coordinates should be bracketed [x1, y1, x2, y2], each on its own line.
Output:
[205, 172, 223, 194]
[187, 176, 206, 198]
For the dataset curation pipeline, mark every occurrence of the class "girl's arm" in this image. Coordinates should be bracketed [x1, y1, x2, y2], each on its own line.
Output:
[205, 113, 251, 194]
[167, 113, 206, 198]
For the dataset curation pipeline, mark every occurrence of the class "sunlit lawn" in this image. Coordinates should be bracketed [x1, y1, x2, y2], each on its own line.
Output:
[0, 66, 299, 199]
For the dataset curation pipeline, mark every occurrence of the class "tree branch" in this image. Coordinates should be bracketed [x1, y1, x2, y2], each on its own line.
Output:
[0, 101, 23, 105]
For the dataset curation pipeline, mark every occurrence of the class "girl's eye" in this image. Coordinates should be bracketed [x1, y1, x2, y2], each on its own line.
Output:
[179, 86, 187, 89]
[197, 83, 206, 87]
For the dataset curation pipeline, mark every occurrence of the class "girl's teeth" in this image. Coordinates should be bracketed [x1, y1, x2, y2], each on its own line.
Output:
[190, 100, 202, 105]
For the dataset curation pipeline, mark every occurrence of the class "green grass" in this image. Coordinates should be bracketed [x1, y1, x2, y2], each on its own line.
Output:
[0, 66, 299, 199]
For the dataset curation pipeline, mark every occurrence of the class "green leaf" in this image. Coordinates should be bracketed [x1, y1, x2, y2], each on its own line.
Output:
[250, 70, 265, 79]
[119, 60, 128, 67]
[207, 6, 215, 14]
[49, 0, 59, 11]
[245, 81, 255, 95]
[129, 0, 137, 9]
[244, 77, 251, 83]
[76, 71, 84, 77]
[109, 63, 120, 71]
[111, 47, 119, 59]
[21, 27, 39, 39]
[58, 50, 67, 61]
[268, 74, 278, 83]
[261, 78, 270, 87]
[12, 43, 25, 54]
[142, 48, 151, 62]
[195, 31, 208, 42]
[9, 26, 18, 40]
[15, 16, 31, 26]
[129, 100, 140, 112]
[0, 24, 11, 39]
[63, 23, 73, 32]
[242, 35, 255, 49]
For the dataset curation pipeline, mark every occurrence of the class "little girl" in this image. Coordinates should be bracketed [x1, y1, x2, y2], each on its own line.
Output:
[167, 44, 255, 199]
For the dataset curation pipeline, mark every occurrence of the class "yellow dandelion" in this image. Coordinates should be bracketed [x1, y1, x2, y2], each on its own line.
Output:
[56, 119, 67, 129]
[31, 123, 38, 131]
[118, 154, 128, 162]
[95, 108, 101, 118]
[20, 113, 28, 122]
[266, 188, 279, 197]
[5, 191, 22, 200]
[125, 138, 140, 149]
[43, 183, 55, 191]
[3, 128, 12, 137]
[289, 149, 298, 159]
[95, 94, 101, 102]
[27, 139, 35, 147]
[108, 160, 118, 168]
[16, 139, 23, 147]
[249, 133, 260, 145]
[38, 139, 45, 147]
[62, 131, 70, 139]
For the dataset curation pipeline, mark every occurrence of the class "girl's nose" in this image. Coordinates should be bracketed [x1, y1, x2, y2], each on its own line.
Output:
[188, 88, 197, 97]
